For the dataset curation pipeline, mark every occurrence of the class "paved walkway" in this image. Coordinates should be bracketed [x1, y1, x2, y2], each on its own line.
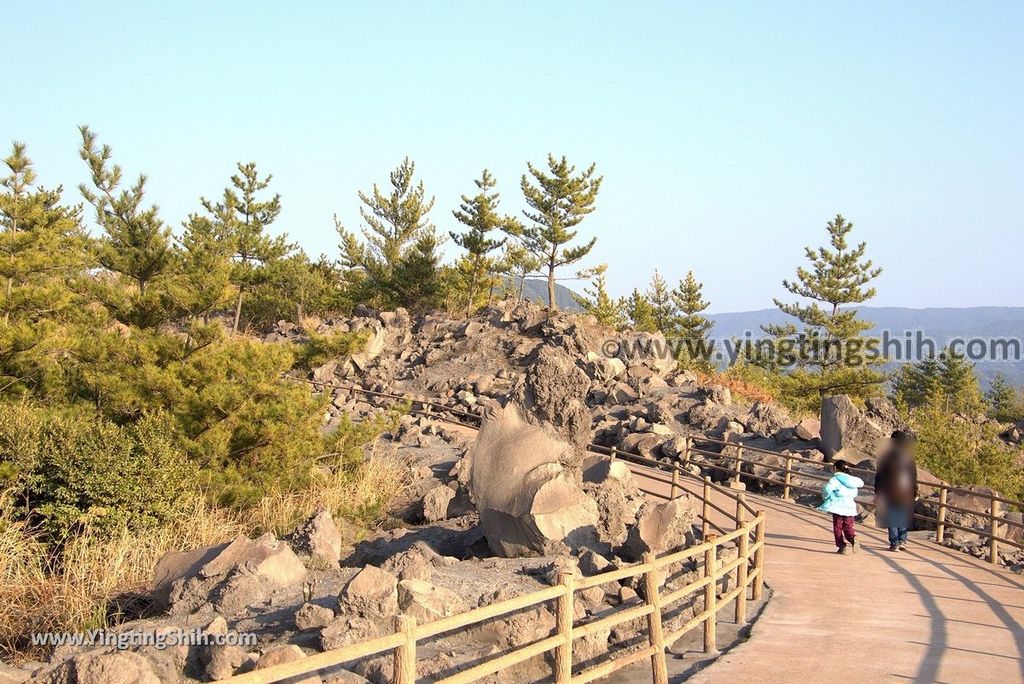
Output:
[628, 463, 1024, 683]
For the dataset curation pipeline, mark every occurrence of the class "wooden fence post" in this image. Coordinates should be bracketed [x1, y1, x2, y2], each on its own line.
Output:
[936, 485, 947, 545]
[702, 477, 711, 539]
[555, 571, 575, 683]
[394, 615, 417, 684]
[670, 468, 680, 501]
[703, 535, 718, 655]
[752, 512, 766, 601]
[733, 447, 742, 485]
[641, 553, 669, 684]
[782, 454, 794, 501]
[734, 496, 749, 625]
[682, 435, 692, 468]
[610, 447, 617, 462]
[990, 494, 1000, 565]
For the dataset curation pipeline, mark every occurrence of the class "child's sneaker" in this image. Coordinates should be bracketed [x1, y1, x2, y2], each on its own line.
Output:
[888, 545, 900, 552]
[898, 542, 908, 551]
[837, 546, 848, 555]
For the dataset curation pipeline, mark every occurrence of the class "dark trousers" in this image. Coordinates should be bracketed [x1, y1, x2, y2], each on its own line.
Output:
[832, 514, 856, 548]
[886, 504, 911, 547]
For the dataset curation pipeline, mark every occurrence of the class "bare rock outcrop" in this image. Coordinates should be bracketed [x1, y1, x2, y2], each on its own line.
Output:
[820, 394, 906, 462]
[466, 342, 602, 557]
[153, 532, 307, 615]
[287, 506, 343, 566]
[340, 566, 399, 620]
[421, 485, 456, 523]
[622, 496, 700, 560]
[35, 652, 161, 684]
[518, 345, 592, 450]
[468, 401, 600, 556]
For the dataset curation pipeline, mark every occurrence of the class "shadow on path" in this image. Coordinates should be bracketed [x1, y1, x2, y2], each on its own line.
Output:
[869, 546, 947, 684]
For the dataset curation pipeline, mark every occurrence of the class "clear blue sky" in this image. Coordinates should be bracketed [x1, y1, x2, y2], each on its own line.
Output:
[3, 2, 1022, 312]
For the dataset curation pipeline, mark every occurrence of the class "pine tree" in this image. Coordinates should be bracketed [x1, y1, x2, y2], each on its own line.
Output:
[201, 163, 290, 333]
[937, 349, 984, 415]
[245, 250, 333, 325]
[450, 170, 521, 314]
[891, 347, 983, 415]
[169, 214, 234, 322]
[337, 158, 436, 308]
[1, 143, 86, 319]
[78, 127, 173, 297]
[0, 142, 87, 394]
[763, 214, 885, 401]
[520, 155, 601, 309]
[673, 270, 715, 371]
[573, 264, 625, 328]
[986, 374, 1023, 423]
[891, 355, 941, 408]
[622, 289, 658, 332]
[391, 233, 442, 312]
[646, 270, 677, 333]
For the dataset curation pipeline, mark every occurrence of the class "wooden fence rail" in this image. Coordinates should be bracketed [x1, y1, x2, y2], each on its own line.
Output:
[654, 433, 1024, 565]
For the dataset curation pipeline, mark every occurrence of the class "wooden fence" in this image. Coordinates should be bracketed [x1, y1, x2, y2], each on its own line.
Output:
[652, 431, 1024, 564]
[222, 441, 766, 684]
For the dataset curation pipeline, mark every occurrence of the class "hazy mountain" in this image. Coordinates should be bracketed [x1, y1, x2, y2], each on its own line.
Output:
[507, 284, 1023, 388]
[512, 278, 585, 312]
[706, 307, 1024, 388]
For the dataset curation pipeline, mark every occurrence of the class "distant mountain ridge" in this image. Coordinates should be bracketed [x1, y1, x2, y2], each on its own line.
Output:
[706, 306, 1024, 388]
[516, 284, 1022, 387]
[513, 278, 585, 311]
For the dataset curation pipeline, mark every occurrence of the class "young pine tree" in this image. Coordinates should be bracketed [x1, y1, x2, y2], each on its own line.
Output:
[450, 170, 521, 314]
[201, 163, 291, 334]
[391, 233, 442, 312]
[891, 355, 941, 409]
[936, 349, 984, 415]
[622, 289, 658, 332]
[78, 127, 173, 295]
[763, 214, 885, 403]
[78, 127, 174, 326]
[1, 143, 86, 320]
[672, 270, 715, 371]
[0, 142, 88, 395]
[170, 214, 234, 323]
[337, 158, 436, 309]
[573, 264, 625, 328]
[646, 270, 677, 333]
[520, 155, 602, 309]
[986, 373, 1024, 423]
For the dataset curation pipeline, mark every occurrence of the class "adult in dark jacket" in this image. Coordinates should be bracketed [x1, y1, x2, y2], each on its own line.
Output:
[874, 430, 918, 551]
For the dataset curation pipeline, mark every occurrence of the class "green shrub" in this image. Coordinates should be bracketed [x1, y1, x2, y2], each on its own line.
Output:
[910, 392, 1024, 500]
[292, 329, 368, 371]
[0, 403, 197, 539]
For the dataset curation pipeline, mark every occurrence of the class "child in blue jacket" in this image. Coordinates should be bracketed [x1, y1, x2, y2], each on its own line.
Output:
[817, 460, 865, 554]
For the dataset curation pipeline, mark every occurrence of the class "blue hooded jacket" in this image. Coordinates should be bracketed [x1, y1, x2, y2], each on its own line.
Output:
[817, 472, 864, 517]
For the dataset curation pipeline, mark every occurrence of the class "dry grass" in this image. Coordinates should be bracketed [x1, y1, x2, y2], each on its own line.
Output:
[0, 447, 406, 662]
[696, 369, 779, 407]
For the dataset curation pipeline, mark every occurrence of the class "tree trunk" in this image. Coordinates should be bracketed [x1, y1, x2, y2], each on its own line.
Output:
[547, 265, 556, 310]
[466, 270, 479, 317]
[232, 289, 244, 334]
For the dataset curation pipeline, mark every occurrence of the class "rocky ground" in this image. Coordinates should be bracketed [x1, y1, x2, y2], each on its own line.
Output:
[9, 298, 1023, 683]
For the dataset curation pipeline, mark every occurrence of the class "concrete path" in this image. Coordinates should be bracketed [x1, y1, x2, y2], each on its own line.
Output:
[627, 462, 1024, 684]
